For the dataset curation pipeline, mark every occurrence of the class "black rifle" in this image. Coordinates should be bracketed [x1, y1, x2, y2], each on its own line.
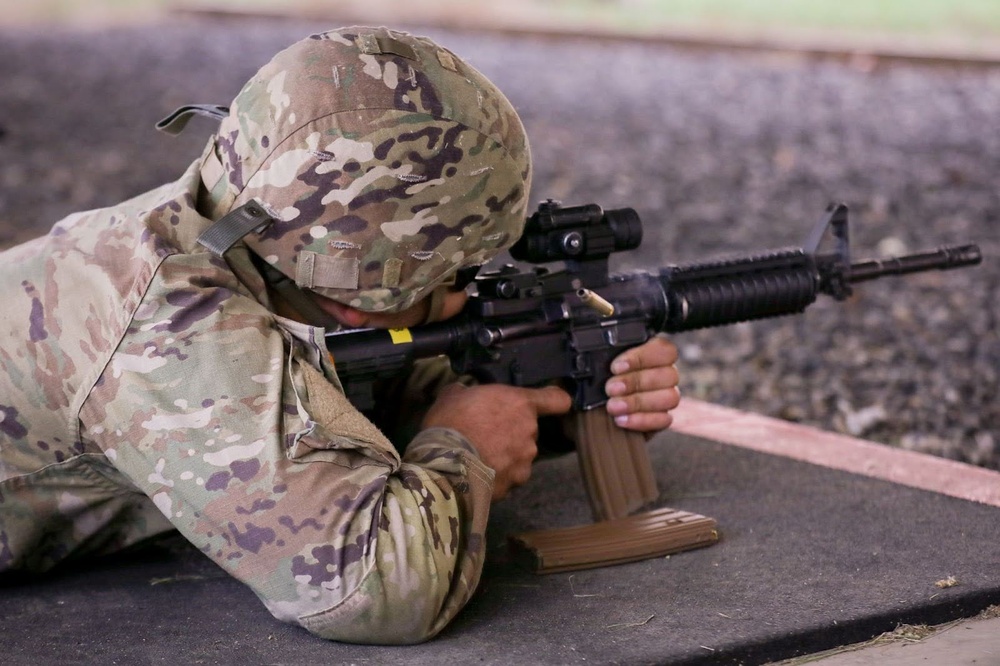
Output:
[326, 201, 981, 412]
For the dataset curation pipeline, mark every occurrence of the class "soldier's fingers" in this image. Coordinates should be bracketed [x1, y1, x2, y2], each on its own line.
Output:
[524, 385, 573, 417]
[606, 387, 681, 417]
[437, 382, 468, 398]
[606, 365, 679, 397]
[508, 460, 534, 487]
[492, 457, 535, 500]
[611, 410, 674, 432]
[610, 336, 678, 374]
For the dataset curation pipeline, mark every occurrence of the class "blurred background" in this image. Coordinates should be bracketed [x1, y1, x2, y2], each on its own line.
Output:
[6, 0, 1000, 59]
[1, 1, 997, 468]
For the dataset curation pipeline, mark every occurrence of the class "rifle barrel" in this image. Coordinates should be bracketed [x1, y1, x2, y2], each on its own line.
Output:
[848, 244, 981, 284]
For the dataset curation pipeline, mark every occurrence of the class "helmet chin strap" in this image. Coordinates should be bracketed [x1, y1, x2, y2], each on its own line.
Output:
[251, 254, 343, 329]
[423, 286, 449, 324]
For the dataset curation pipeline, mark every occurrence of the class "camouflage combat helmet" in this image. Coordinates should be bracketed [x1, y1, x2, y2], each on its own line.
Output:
[197, 26, 532, 314]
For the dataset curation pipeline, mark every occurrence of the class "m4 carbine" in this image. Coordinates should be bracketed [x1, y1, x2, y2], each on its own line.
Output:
[326, 200, 981, 413]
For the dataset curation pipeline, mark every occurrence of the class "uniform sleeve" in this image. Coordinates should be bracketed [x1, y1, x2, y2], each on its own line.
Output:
[368, 356, 471, 448]
[79, 266, 494, 644]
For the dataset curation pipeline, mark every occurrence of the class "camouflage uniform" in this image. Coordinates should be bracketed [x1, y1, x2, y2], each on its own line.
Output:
[0, 27, 531, 644]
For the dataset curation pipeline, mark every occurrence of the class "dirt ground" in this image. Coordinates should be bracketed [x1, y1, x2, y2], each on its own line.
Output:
[0, 16, 997, 468]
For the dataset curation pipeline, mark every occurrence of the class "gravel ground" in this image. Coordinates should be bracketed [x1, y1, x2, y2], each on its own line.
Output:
[0, 17, 997, 468]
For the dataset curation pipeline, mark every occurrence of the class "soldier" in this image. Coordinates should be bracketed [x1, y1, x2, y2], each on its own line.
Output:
[0, 27, 680, 643]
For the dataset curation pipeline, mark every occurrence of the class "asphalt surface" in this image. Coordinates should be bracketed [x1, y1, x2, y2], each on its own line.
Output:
[3, 430, 999, 665]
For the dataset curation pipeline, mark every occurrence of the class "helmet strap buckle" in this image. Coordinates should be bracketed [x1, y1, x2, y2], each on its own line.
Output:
[197, 200, 274, 257]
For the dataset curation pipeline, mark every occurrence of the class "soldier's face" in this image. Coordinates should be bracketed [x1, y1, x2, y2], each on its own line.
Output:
[311, 289, 469, 330]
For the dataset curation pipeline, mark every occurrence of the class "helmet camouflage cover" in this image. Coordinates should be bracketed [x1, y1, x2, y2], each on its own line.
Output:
[204, 26, 532, 313]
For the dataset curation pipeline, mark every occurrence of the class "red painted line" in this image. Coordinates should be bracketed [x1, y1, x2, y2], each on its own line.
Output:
[671, 399, 1000, 508]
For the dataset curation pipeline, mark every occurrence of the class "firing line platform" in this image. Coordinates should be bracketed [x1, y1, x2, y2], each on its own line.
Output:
[2, 399, 998, 665]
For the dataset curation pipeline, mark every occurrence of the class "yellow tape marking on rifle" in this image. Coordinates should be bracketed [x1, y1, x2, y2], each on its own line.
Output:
[389, 328, 413, 344]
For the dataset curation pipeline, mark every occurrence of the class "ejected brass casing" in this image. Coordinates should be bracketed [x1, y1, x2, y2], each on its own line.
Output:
[577, 288, 615, 316]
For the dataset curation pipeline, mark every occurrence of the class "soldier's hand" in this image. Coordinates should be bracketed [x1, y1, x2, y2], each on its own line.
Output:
[421, 384, 572, 501]
[604, 335, 681, 432]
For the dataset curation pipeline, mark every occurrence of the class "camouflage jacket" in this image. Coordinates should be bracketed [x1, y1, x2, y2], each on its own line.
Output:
[0, 152, 494, 644]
